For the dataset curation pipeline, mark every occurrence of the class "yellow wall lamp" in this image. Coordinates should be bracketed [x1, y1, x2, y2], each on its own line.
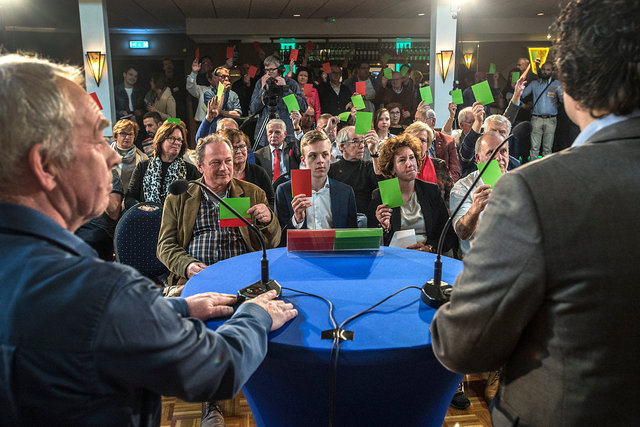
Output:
[436, 50, 454, 83]
[463, 53, 473, 70]
[86, 51, 106, 86]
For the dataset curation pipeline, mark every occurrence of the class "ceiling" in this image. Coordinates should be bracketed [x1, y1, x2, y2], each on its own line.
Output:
[1, 0, 567, 37]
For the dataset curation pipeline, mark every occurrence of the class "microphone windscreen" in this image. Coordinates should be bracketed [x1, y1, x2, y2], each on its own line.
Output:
[168, 179, 190, 195]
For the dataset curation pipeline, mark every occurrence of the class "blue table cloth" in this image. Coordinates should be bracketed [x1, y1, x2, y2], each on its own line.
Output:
[183, 246, 464, 427]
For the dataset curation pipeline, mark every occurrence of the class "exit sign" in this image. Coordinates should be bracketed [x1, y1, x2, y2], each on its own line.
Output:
[129, 41, 149, 49]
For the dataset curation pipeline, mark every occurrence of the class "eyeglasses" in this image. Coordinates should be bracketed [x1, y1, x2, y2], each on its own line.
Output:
[119, 132, 134, 138]
[233, 145, 247, 152]
[165, 136, 184, 144]
[216, 74, 230, 80]
[265, 67, 278, 72]
[348, 139, 365, 145]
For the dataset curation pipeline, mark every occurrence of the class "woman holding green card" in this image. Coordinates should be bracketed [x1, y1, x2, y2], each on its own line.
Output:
[367, 133, 457, 252]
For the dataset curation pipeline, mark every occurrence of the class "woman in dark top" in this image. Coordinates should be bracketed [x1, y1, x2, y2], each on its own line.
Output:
[125, 120, 200, 209]
[367, 133, 456, 252]
[386, 102, 406, 135]
[221, 129, 275, 209]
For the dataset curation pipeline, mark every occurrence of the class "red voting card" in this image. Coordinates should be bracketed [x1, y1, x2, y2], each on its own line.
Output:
[248, 65, 258, 78]
[303, 83, 313, 96]
[226, 46, 234, 59]
[355, 81, 366, 96]
[195, 47, 200, 60]
[254, 41, 261, 52]
[291, 169, 312, 197]
[322, 62, 332, 75]
[89, 92, 102, 110]
[305, 40, 315, 51]
[290, 49, 299, 62]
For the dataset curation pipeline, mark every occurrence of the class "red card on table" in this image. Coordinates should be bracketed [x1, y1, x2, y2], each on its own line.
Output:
[248, 65, 258, 78]
[195, 47, 200, 60]
[355, 81, 366, 96]
[305, 40, 315, 51]
[253, 41, 261, 52]
[322, 62, 332, 75]
[89, 92, 102, 110]
[290, 49, 299, 62]
[287, 229, 335, 251]
[303, 83, 313, 96]
[226, 46, 234, 59]
[291, 169, 312, 197]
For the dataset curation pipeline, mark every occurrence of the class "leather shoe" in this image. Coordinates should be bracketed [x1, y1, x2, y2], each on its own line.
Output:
[201, 401, 225, 427]
[450, 383, 470, 410]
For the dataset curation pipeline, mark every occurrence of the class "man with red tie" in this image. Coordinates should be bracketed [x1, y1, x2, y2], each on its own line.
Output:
[253, 119, 300, 183]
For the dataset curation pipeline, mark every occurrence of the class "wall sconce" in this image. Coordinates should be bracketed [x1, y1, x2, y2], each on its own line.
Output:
[463, 53, 473, 69]
[86, 51, 106, 86]
[436, 50, 454, 83]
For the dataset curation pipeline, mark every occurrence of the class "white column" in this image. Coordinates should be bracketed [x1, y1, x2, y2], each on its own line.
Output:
[78, 0, 115, 135]
[429, 0, 458, 127]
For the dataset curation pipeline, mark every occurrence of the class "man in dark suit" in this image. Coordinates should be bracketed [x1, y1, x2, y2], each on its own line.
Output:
[430, 1, 640, 425]
[276, 130, 357, 246]
[254, 118, 300, 182]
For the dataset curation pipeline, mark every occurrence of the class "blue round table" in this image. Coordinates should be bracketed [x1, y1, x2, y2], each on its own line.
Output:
[183, 246, 463, 427]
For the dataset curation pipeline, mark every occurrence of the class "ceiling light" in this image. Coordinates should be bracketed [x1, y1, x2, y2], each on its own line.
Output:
[537, 12, 544, 16]
[418, 13, 425, 16]
[293, 14, 300, 17]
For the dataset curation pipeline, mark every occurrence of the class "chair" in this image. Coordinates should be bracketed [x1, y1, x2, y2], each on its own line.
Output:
[114, 202, 168, 281]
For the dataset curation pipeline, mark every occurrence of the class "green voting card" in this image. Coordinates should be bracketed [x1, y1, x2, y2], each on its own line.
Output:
[354, 111, 373, 135]
[219, 197, 250, 227]
[471, 80, 494, 106]
[338, 111, 351, 122]
[512, 71, 520, 82]
[351, 94, 366, 110]
[378, 177, 403, 208]
[476, 160, 503, 188]
[383, 68, 393, 79]
[381, 53, 391, 64]
[489, 63, 496, 74]
[419, 86, 433, 104]
[400, 65, 409, 76]
[283, 94, 300, 113]
[167, 118, 180, 124]
[451, 89, 464, 105]
[216, 82, 224, 104]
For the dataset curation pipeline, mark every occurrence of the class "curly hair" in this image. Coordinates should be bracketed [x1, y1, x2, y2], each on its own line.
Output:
[112, 119, 139, 141]
[153, 120, 188, 159]
[551, 0, 640, 117]
[377, 133, 423, 179]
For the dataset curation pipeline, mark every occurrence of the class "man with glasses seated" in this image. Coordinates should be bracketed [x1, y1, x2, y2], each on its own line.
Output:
[195, 66, 242, 138]
[250, 55, 307, 147]
[375, 71, 418, 125]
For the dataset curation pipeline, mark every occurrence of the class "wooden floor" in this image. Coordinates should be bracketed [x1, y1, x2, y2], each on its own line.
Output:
[160, 374, 492, 427]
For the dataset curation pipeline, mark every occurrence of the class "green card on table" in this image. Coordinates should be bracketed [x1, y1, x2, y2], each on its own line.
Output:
[451, 89, 463, 105]
[282, 94, 300, 113]
[471, 80, 495, 106]
[476, 160, 503, 188]
[378, 177, 403, 208]
[354, 111, 373, 135]
[219, 197, 250, 227]
[351, 94, 366, 110]
[419, 86, 433, 104]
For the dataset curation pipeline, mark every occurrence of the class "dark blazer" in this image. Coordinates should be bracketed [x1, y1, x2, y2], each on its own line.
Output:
[430, 116, 640, 426]
[253, 143, 300, 182]
[367, 179, 456, 251]
[114, 82, 145, 120]
[244, 162, 275, 209]
[317, 81, 352, 116]
[275, 178, 357, 246]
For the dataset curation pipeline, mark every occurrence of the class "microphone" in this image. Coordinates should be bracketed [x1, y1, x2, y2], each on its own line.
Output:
[421, 133, 515, 308]
[168, 179, 281, 301]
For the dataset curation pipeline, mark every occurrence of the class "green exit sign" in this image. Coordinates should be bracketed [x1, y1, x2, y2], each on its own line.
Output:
[129, 41, 149, 49]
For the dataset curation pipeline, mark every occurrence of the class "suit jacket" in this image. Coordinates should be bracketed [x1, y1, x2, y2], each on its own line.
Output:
[317, 81, 352, 116]
[367, 179, 456, 251]
[253, 143, 300, 182]
[157, 178, 281, 287]
[275, 178, 357, 246]
[434, 131, 461, 182]
[114, 82, 145, 119]
[430, 117, 640, 426]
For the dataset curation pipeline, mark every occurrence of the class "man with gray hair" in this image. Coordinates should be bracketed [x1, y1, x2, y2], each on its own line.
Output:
[253, 118, 300, 182]
[421, 107, 461, 182]
[0, 54, 296, 425]
[442, 103, 475, 151]
[249, 55, 307, 147]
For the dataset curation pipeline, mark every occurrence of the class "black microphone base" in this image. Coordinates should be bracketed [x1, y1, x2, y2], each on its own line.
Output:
[420, 280, 452, 309]
[237, 279, 282, 304]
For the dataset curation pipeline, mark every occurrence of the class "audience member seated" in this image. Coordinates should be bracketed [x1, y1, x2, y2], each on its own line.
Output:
[422, 107, 461, 182]
[291, 106, 316, 140]
[328, 126, 381, 213]
[375, 71, 417, 125]
[250, 55, 307, 147]
[75, 169, 123, 261]
[110, 118, 148, 191]
[317, 64, 351, 116]
[254, 119, 300, 182]
[343, 61, 377, 112]
[276, 130, 357, 246]
[157, 133, 280, 294]
[125, 120, 200, 210]
[316, 113, 341, 161]
[367, 133, 456, 252]
[371, 108, 393, 153]
[145, 73, 176, 121]
[295, 66, 321, 121]
[405, 122, 454, 204]
[442, 103, 474, 152]
[387, 102, 405, 135]
[141, 111, 162, 156]
[222, 129, 275, 208]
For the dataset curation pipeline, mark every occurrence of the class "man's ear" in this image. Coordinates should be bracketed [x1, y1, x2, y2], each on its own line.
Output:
[28, 144, 58, 191]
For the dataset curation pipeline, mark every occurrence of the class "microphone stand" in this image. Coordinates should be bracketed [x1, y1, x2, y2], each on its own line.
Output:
[170, 179, 281, 298]
[421, 134, 514, 308]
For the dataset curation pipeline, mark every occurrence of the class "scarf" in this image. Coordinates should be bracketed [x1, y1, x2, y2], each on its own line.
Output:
[142, 156, 187, 205]
[417, 156, 437, 184]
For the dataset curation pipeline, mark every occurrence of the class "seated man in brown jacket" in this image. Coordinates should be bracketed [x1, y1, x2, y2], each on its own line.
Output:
[157, 133, 280, 296]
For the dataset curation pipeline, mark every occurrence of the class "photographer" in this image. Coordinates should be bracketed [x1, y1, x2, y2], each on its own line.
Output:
[249, 55, 307, 148]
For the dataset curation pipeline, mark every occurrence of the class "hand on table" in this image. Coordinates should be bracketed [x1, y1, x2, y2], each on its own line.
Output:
[186, 261, 207, 278]
[245, 290, 298, 331]
[184, 292, 237, 320]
